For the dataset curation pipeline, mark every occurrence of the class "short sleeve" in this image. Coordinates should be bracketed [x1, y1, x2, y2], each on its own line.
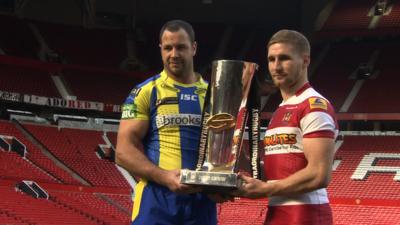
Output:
[121, 86, 150, 120]
[300, 97, 338, 139]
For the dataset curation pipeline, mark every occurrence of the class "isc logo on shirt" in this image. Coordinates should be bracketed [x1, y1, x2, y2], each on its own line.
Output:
[180, 94, 198, 101]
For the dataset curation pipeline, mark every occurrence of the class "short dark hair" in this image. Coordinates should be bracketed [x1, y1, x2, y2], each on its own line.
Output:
[159, 20, 195, 43]
[267, 29, 310, 55]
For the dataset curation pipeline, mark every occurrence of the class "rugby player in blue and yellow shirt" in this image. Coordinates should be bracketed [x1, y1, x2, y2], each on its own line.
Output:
[116, 20, 217, 225]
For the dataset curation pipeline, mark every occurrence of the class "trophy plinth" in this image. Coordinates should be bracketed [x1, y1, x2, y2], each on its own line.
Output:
[180, 169, 241, 193]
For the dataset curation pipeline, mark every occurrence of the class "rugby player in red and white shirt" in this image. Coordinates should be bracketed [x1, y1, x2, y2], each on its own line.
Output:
[235, 29, 338, 225]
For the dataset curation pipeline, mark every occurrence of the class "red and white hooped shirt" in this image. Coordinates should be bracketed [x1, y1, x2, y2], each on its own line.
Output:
[263, 83, 338, 225]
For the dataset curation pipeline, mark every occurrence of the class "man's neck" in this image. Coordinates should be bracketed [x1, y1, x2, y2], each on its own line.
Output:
[168, 71, 198, 84]
[280, 79, 308, 102]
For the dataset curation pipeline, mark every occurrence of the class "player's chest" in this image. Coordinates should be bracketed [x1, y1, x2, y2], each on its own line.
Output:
[268, 105, 303, 129]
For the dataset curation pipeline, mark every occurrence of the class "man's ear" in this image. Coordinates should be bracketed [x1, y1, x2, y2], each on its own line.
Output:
[192, 41, 197, 56]
[303, 54, 310, 68]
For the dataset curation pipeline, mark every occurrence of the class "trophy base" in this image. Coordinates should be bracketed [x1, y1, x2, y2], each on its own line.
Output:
[180, 169, 242, 194]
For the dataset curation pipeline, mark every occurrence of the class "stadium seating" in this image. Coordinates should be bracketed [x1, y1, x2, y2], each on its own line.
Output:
[194, 23, 230, 72]
[263, 41, 379, 112]
[102, 193, 133, 213]
[134, 22, 163, 71]
[218, 198, 268, 225]
[0, 185, 100, 224]
[322, 0, 375, 31]
[215, 135, 400, 225]
[49, 190, 129, 224]
[317, 0, 400, 38]
[61, 68, 146, 104]
[35, 21, 126, 68]
[0, 63, 60, 97]
[329, 136, 400, 200]
[0, 120, 80, 185]
[22, 123, 129, 187]
[378, 2, 400, 28]
[332, 204, 400, 225]
[328, 135, 400, 224]
[1, 4, 400, 224]
[106, 132, 118, 147]
[311, 41, 378, 111]
[0, 150, 57, 183]
[0, 209, 26, 225]
[60, 127, 129, 187]
[348, 41, 400, 112]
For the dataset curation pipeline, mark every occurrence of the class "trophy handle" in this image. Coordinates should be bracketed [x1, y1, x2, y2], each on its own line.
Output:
[246, 78, 262, 179]
[195, 86, 211, 171]
[230, 62, 257, 172]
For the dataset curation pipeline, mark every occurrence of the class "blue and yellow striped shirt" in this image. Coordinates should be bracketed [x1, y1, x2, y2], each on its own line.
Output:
[122, 70, 208, 171]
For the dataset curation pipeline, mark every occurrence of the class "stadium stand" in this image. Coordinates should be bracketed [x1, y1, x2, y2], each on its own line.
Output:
[332, 204, 400, 225]
[0, 15, 39, 59]
[348, 41, 400, 113]
[377, 1, 400, 28]
[102, 193, 133, 214]
[61, 68, 146, 104]
[105, 132, 118, 149]
[22, 123, 130, 188]
[49, 190, 129, 224]
[263, 41, 378, 112]
[134, 22, 227, 76]
[0, 185, 100, 224]
[134, 22, 163, 71]
[0, 63, 61, 98]
[0, 150, 57, 183]
[322, 0, 376, 31]
[0, 120, 81, 185]
[216, 135, 400, 225]
[317, 0, 400, 38]
[329, 136, 400, 200]
[1, 0, 400, 223]
[310, 41, 378, 111]
[218, 198, 268, 225]
[34, 21, 126, 68]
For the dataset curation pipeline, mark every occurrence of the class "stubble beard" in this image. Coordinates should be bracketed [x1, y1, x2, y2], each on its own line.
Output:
[167, 60, 194, 80]
[273, 75, 298, 91]
[165, 61, 184, 77]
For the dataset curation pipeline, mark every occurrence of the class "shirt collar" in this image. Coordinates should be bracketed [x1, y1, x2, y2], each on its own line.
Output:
[160, 70, 208, 91]
[295, 82, 311, 96]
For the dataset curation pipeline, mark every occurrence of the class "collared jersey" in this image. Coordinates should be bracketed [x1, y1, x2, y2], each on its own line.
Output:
[263, 83, 338, 225]
[122, 70, 208, 171]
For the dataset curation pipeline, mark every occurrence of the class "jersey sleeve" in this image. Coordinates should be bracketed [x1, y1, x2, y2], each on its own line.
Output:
[300, 97, 338, 139]
[121, 86, 150, 120]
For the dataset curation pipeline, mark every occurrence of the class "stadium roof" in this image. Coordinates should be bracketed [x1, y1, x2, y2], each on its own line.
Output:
[3, 0, 329, 31]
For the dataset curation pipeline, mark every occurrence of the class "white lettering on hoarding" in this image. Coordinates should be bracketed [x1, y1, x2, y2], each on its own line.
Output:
[351, 153, 400, 181]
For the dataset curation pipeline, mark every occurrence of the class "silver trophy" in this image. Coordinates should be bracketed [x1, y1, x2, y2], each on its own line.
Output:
[180, 60, 258, 192]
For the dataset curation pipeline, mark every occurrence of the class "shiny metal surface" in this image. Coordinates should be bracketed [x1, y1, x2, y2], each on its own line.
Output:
[180, 60, 258, 191]
[206, 60, 258, 172]
[180, 169, 242, 191]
